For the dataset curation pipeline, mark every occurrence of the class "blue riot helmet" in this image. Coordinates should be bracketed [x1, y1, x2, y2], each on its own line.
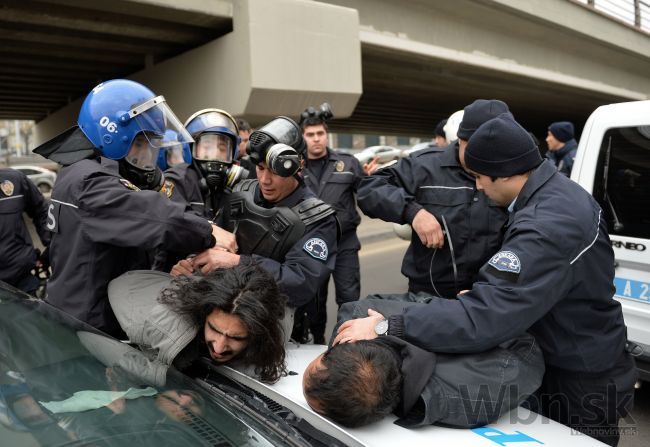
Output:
[184, 108, 248, 190]
[77, 79, 193, 190]
[248, 116, 306, 177]
[156, 130, 192, 171]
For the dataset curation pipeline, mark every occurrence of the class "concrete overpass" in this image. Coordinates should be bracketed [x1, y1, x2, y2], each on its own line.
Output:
[2, 0, 649, 143]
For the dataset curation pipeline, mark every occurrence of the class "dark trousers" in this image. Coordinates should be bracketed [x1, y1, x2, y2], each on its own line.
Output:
[523, 353, 637, 446]
[293, 246, 360, 344]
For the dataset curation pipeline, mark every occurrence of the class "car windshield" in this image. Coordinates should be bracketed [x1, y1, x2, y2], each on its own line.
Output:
[0, 285, 317, 447]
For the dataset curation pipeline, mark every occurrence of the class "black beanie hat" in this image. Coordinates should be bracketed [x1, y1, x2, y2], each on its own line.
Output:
[465, 113, 542, 177]
[457, 99, 511, 141]
[548, 121, 574, 142]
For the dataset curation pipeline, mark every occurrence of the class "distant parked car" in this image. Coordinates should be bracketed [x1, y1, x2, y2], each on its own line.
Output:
[402, 141, 437, 157]
[354, 145, 402, 165]
[11, 165, 57, 193]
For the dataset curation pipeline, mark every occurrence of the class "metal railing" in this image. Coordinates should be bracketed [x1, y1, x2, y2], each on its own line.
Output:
[576, 0, 650, 32]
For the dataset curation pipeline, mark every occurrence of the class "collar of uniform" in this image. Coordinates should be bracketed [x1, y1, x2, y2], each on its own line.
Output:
[255, 181, 306, 209]
[438, 141, 462, 168]
[511, 160, 556, 213]
[100, 157, 121, 174]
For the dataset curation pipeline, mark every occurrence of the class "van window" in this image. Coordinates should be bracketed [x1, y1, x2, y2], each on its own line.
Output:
[592, 126, 650, 239]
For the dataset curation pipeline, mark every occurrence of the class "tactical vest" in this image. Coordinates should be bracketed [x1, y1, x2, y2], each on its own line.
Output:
[225, 180, 335, 261]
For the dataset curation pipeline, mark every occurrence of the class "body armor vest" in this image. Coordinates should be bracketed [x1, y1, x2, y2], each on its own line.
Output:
[225, 180, 335, 261]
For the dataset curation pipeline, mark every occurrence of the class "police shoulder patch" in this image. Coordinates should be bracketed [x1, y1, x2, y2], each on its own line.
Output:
[1, 180, 14, 196]
[488, 250, 521, 274]
[303, 237, 328, 261]
[119, 178, 140, 191]
[160, 180, 175, 199]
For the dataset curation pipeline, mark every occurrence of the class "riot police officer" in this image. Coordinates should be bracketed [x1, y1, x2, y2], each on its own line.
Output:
[33, 79, 235, 337]
[0, 168, 51, 295]
[163, 109, 248, 221]
[357, 100, 511, 298]
[299, 104, 364, 344]
[170, 116, 338, 342]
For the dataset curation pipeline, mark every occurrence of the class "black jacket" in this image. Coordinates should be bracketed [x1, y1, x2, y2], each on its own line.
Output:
[546, 139, 578, 177]
[303, 149, 363, 250]
[45, 157, 215, 337]
[164, 163, 227, 221]
[242, 181, 338, 308]
[358, 143, 507, 296]
[391, 161, 628, 373]
[335, 298, 544, 428]
[0, 168, 51, 282]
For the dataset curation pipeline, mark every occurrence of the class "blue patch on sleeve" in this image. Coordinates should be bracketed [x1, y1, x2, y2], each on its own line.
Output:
[303, 238, 328, 261]
[488, 250, 521, 274]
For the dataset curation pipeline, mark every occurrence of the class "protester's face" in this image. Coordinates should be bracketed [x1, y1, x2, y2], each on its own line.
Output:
[302, 354, 326, 414]
[238, 129, 251, 158]
[545, 131, 562, 151]
[471, 171, 512, 207]
[303, 124, 328, 160]
[256, 161, 299, 203]
[204, 309, 249, 363]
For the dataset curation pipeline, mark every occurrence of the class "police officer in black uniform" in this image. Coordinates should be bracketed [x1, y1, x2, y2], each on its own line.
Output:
[33, 79, 235, 338]
[299, 104, 364, 344]
[0, 167, 51, 295]
[163, 108, 248, 221]
[358, 100, 511, 298]
[336, 114, 636, 446]
[170, 117, 338, 342]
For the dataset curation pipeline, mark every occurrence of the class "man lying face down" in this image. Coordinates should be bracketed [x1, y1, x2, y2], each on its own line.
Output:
[302, 298, 544, 428]
[108, 264, 287, 383]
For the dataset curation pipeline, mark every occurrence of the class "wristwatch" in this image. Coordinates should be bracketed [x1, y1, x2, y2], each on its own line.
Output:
[374, 319, 389, 336]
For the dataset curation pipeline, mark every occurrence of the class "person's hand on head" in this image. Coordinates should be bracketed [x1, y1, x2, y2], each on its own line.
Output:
[192, 248, 240, 275]
[211, 225, 238, 253]
[411, 209, 444, 249]
[170, 258, 195, 277]
[333, 309, 385, 345]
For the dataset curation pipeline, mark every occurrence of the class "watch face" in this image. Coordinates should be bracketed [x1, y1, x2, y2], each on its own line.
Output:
[374, 319, 388, 336]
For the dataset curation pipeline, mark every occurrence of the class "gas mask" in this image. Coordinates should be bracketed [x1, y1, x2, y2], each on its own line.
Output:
[119, 133, 164, 190]
[193, 132, 248, 192]
[248, 116, 306, 177]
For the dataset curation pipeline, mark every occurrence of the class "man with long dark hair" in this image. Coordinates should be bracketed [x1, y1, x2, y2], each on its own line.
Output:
[109, 264, 287, 383]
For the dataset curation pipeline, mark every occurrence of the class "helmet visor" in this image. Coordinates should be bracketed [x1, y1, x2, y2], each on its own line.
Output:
[125, 133, 161, 170]
[129, 96, 193, 149]
[185, 110, 238, 137]
[166, 144, 186, 166]
[194, 133, 233, 162]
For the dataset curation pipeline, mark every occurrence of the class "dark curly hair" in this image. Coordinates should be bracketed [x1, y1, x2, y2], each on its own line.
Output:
[303, 340, 402, 427]
[158, 264, 287, 383]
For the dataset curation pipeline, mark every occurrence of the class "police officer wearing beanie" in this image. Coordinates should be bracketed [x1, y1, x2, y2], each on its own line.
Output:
[357, 99, 509, 298]
[336, 113, 636, 446]
[546, 120, 578, 176]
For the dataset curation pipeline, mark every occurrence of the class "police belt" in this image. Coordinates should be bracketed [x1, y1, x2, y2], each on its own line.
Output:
[224, 180, 334, 262]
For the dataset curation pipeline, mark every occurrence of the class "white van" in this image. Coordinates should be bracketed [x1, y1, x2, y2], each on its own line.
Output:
[571, 100, 650, 381]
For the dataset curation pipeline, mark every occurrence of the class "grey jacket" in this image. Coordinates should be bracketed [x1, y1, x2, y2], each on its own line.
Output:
[108, 270, 197, 366]
[334, 297, 545, 428]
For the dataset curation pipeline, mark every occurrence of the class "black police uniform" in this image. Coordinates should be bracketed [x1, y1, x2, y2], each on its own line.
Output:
[163, 164, 223, 220]
[546, 138, 578, 177]
[358, 143, 507, 297]
[387, 161, 635, 446]
[0, 168, 51, 294]
[226, 180, 338, 309]
[46, 157, 216, 337]
[302, 149, 363, 342]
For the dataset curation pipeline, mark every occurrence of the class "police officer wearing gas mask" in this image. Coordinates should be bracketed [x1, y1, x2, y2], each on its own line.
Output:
[162, 109, 248, 221]
[33, 79, 236, 338]
[170, 116, 339, 342]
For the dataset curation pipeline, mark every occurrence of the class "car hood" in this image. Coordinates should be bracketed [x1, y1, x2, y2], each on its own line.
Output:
[215, 344, 606, 447]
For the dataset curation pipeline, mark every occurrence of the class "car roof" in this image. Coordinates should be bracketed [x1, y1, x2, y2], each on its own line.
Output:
[216, 344, 605, 447]
[10, 165, 52, 172]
